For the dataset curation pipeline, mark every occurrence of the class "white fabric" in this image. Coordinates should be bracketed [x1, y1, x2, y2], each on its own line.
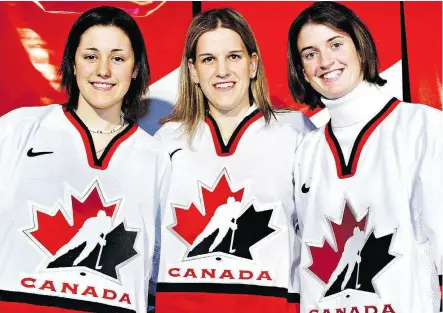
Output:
[0, 104, 171, 313]
[154, 110, 309, 313]
[294, 86, 443, 313]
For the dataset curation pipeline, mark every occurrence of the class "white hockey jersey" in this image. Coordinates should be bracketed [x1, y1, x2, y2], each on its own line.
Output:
[154, 107, 310, 313]
[0, 104, 170, 313]
[294, 85, 443, 313]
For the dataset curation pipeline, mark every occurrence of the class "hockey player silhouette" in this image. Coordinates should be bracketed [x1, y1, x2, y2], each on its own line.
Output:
[52, 210, 112, 266]
[191, 197, 242, 253]
[325, 227, 365, 291]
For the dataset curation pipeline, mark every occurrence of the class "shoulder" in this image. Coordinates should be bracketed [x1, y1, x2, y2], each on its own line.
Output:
[261, 116, 308, 152]
[294, 125, 327, 160]
[132, 127, 170, 157]
[131, 127, 171, 172]
[154, 121, 184, 142]
[395, 101, 442, 141]
[0, 104, 61, 138]
[274, 109, 317, 135]
[1, 104, 59, 123]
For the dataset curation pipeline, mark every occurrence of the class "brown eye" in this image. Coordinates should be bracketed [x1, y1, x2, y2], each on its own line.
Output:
[202, 56, 215, 64]
[331, 42, 343, 50]
[84, 54, 97, 61]
[112, 56, 125, 63]
[304, 51, 317, 60]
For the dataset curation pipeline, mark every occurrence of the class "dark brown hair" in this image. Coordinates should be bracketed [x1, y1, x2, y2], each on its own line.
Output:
[60, 6, 150, 121]
[288, 1, 386, 110]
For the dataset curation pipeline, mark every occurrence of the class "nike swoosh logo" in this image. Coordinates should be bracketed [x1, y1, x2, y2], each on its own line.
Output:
[169, 148, 182, 160]
[301, 183, 310, 193]
[27, 148, 53, 157]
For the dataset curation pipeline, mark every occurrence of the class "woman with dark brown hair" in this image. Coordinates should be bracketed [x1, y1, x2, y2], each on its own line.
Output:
[288, 2, 443, 312]
[0, 6, 170, 313]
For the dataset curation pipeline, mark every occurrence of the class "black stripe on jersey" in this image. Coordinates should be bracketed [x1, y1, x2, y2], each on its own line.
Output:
[326, 97, 399, 178]
[157, 282, 300, 302]
[439, 274, 442, 286]
[66, 109, 136, 169]
[0, 290, 135, 312]
[205, 109, 262, 157]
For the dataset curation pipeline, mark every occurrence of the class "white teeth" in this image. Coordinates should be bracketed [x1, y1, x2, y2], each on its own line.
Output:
[323, 70, 342, 79]
[93, 83, 113, 88]
[215, 82, 234, 89]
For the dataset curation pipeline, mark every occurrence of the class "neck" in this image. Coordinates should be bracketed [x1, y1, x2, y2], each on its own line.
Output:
[321, 81, 391, 128]
[76, 97, 123, 131]
[209, 101, 251, 138]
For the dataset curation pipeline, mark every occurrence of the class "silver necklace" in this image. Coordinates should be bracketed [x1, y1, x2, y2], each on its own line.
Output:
[88, 112, 125, 134]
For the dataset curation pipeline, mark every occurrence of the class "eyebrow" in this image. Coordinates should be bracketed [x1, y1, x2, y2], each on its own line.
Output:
[197, 49, 245, 58]
[85, 48, 125, 52]
[300, 36, 344, 54]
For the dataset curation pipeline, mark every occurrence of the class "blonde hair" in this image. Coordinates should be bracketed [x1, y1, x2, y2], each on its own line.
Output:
[160, 8, 274, 142]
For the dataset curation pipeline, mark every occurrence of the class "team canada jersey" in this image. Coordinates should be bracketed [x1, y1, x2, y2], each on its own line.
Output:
[154, 107, 309, 313]
[0, 104, 170, 313]
[294, 96, 443, 313]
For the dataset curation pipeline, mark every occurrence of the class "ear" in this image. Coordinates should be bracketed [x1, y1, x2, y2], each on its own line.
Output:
[132, 66, 139, 79]
[188, 58, 199, 84]
[249, 52, 258, 79]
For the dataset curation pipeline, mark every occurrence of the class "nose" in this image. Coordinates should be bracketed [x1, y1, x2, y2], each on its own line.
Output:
[319, 52, 334, 70]
[97, 58, 111, 78]
[216, 59, 229, 78]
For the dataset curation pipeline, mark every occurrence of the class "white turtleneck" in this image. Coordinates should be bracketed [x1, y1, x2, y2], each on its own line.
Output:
[322, 81, 393, 163]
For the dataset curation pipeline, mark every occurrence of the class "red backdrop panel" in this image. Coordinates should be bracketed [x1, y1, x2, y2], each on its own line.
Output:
[0, 1, 441, 117]
[404, 1, 442, 109]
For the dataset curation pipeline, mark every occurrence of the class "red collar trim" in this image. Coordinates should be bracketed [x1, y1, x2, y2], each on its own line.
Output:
[63, 106, 138, 170]
[205, 109, 263, 157]
[325, 98, 400, 179]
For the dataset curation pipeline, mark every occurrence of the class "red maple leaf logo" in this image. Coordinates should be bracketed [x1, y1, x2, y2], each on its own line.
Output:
[171, 170, 244, 246]
[307, 201, 367, 284]
[27, 183, 118, 256]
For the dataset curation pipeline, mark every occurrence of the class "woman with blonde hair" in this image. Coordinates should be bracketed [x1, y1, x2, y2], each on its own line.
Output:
[154, 7, 311, 313]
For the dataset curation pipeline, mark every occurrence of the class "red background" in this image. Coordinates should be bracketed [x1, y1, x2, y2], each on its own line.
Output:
[0, 1, 441, 121]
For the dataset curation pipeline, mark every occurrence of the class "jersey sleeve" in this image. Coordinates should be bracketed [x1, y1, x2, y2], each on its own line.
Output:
[411, 115, 443, 311]
[275, 110, 317, 135]
[147, 148, 171, 312]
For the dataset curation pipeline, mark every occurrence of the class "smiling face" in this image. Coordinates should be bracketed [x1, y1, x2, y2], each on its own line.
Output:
[188, 27, 258, 115]
[74, 25, 137, 111]
[297, 23, 363, 100]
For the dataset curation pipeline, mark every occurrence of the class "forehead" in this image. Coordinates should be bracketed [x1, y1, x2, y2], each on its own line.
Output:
[196, 27, 246, 53]
[78, 25, 132, 50]
[297, 23, 350, 50]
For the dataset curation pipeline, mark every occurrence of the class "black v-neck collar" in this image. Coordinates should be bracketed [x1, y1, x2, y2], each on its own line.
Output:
[205, 109, 263, 157]
[64, 107, 138, 170]
[325, 98, 400, 179]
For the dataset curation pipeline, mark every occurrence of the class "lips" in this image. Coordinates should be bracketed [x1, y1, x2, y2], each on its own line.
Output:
[213, 81, 235, 90]
[90, 82, 116, 91]
[320, 69, 344, 81]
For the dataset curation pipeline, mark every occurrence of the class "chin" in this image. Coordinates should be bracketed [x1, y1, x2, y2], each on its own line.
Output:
[211, 102, 236, 112]
[88, 101, 120, 110]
